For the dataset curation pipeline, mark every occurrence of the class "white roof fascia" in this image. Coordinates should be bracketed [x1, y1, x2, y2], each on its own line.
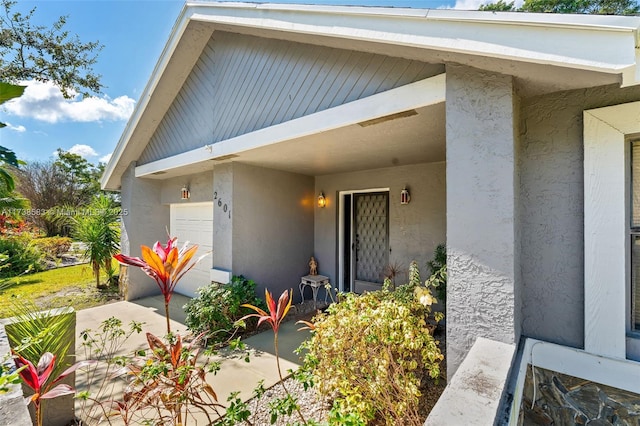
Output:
[134, 73, 445, 178]
[186, 3, 640, 79]
[102, 1, 640, 190]
[100, 3, 193, 190]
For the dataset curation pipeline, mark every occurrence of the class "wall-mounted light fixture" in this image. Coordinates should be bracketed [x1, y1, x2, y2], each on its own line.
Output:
[181, 185, 190, 200]
[317, 192, 326, 208]
[400, 187, 410, 205]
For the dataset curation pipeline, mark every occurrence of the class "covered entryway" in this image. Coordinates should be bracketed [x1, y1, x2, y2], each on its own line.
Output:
[169, 202, 213, 297]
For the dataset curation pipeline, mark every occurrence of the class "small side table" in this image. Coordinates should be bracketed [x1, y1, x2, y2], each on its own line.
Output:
[299, 275, 329, 309]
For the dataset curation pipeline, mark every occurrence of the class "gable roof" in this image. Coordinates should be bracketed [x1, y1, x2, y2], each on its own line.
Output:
[102, 1, 640, 190]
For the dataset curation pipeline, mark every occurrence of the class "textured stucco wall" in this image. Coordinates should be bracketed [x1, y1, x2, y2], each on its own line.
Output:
[446, 64, 519, 379]
[160, 171, 213, 205]
[231, 163, 315, 301]
[314, 162, 446, 289]
[213, 164, 234, 272]
[519, 83, 640, 348]
[120, 163, 169, 300]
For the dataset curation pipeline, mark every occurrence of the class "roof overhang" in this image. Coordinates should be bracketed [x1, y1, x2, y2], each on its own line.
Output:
[101, 1, 640, 190]
[135, 73, 446, 179]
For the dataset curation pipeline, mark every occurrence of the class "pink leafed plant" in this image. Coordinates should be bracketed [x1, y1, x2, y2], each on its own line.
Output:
[13, 351, 95, 426]
[114, 236, 209, 333]
[240, 289, 307, 425]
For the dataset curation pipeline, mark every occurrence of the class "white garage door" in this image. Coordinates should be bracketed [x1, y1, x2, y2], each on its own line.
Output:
[170, 202, 213, 298]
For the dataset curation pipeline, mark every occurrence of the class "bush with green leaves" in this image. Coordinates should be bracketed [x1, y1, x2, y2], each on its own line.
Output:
[184, 275, 266, 344]
[0, 236, 43, 278]
[301, 287, 443, 426]
[427, 244, 447, 308]
[30, 236, 72, 261]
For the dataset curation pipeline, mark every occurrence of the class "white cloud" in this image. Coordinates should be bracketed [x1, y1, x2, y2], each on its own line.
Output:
[2, 81, 135, 123]
[68, 144, 99, 158]
[99, 152, 113, 163]
[452, 0, 486, 8]
[4, 122, 26, 132]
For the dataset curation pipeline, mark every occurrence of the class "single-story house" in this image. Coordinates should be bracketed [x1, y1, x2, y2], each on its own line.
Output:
[102, 1, 640, 422]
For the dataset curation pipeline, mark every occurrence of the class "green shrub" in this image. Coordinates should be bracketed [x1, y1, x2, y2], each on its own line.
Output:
[427, 244, 447, 308]
[183, 275, 265, 344]
[31, 236, 72, 261]
[301, 287, 443, 426]
[0, 236, 44, 278]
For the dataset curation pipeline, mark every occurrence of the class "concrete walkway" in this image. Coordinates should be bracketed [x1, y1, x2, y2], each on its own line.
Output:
[74, 294, 310, 424]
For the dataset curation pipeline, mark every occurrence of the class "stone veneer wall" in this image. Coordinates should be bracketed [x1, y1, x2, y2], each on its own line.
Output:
[519, 366, 640, 424]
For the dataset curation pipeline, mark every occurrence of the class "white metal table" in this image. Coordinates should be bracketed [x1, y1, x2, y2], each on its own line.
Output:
[299, 274, 329, 309]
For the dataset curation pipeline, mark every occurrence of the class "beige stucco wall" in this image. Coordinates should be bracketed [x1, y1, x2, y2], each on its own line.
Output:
[120, 163, 169, 300]
[160, 171, 213, 205]
[225, 163, 315, 300]
[518, 83, 640, 349]
[445, 65, 520, 378]
[314, 162, 446, 289]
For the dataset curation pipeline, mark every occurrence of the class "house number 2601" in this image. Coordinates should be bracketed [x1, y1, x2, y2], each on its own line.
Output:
[213, 192, 231, 218]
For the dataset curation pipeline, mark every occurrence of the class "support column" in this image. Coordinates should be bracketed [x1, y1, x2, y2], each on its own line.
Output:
[212, 163, 234, 282]
[120, 162, 169, 300]
[445, 65, 520, 378]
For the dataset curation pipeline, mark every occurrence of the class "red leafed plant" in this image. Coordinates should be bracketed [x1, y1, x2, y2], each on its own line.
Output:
[108, 332, 223, 425]
[114, 237, 208, 333]
[13, 351, 94, 426]
[240, 289, 307, 425]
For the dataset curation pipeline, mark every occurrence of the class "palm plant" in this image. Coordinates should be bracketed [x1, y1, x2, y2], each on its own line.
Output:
[72, 195, 120, 288]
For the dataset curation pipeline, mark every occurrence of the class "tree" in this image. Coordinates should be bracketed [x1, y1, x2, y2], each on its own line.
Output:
[71, 195, 120, 289]
[0, 0, 103, 98]
[53, 149, 103, 203]
[0, 0, 104, 198]
[479, 0, 516, 10]
[13, 151, 103, 235]
[0, 82, 25, 193]
[479, 0, 640, 14]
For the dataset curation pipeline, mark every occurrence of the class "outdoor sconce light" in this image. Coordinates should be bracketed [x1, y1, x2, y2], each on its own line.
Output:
[400, 187, 410, 205]
[317, 192, 326, 208]
[181, 185, 190, 200]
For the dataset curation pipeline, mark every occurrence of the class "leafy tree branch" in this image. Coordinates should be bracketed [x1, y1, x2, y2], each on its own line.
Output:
[0, 0, 103, 98]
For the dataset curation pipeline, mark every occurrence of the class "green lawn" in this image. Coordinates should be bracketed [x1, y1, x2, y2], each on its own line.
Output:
[0, 264, 121, 318]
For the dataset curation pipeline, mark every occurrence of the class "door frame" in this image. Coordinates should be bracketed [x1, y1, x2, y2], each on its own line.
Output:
[337, 187, 389, 293]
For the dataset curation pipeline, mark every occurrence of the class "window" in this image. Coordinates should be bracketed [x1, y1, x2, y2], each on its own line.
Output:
[631, 141, 640, 331]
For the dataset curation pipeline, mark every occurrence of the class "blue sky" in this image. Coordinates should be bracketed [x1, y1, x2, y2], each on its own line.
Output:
[0, 0, 481, 166]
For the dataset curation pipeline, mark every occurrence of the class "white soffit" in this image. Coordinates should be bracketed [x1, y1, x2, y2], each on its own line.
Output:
[135, 73, 445, 178]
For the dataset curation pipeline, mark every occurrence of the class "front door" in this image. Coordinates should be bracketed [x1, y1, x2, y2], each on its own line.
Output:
[344, 192, 389, 293]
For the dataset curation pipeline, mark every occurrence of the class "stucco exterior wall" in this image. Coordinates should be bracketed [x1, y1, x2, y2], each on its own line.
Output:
[213, 164, 234, 273]
[231, 163, 315, 301]
[120, 163, 169, 300]
[446, 64, 519, 378]
[160, 171, 213, 205]
[519, 83, 640, 348]
[314, 162, 446, 289]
